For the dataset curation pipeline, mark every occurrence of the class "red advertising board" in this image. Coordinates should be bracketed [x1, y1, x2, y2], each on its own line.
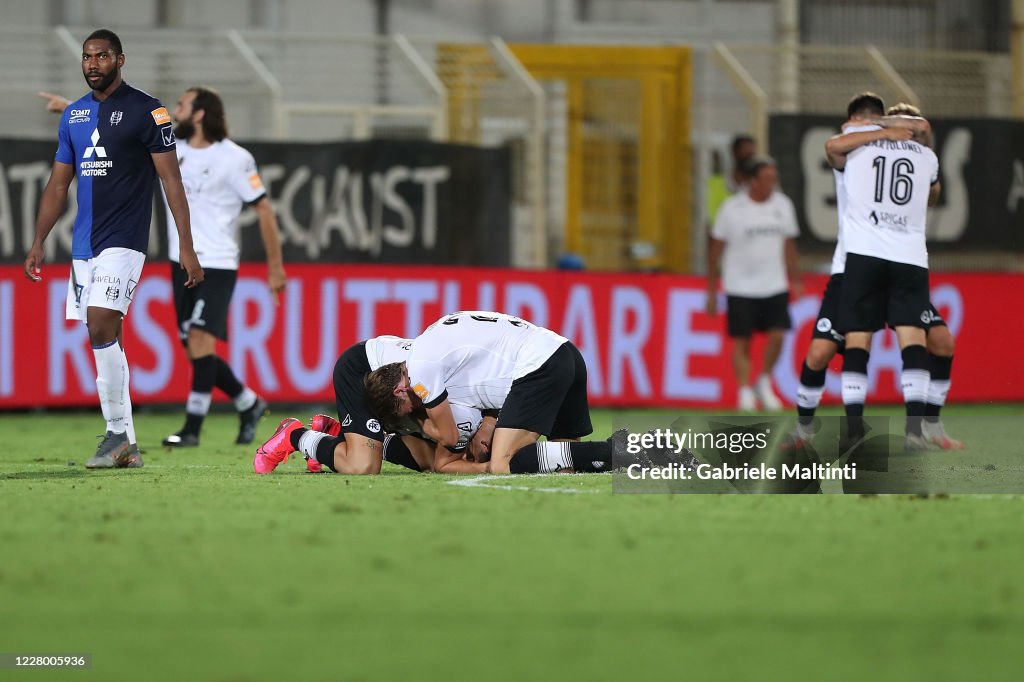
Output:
[0, 264, 1019, 409]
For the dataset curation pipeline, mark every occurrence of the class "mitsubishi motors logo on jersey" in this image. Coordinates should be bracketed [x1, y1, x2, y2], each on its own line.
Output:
[80, 128, 113, 177]
[83, 128, 106, 158]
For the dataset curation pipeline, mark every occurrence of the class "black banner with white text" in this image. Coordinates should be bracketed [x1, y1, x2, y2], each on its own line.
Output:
[769, 114, 1024, 252]
[0, 137, 512, 266]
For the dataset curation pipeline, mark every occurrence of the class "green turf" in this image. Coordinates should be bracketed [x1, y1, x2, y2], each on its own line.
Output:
[1, 407, 1023, 681]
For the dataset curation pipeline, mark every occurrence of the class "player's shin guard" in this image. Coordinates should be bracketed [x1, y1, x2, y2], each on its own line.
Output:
[841, 348, 869, 440]
[926, 354, 953, 422]
[184, 354, 217, 435]
[796, 361, 827, 425]
[382, 434, 422, 472]
[93, 340, 128, 435]
[901, 345, 930, 436]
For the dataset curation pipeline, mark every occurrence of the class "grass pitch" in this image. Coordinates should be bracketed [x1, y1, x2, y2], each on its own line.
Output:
[1, 406, 1023, 681]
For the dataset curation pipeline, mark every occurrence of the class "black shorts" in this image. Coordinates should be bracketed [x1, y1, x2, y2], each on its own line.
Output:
[333, 342, 386, 442]
[839, 253, 931, 332]
[171, 263, 236, 342]
[496, 342, 593, 440]
[726, 292, 791, 338]
[812, 274, 846, 346]
[924, 302, 947, 329]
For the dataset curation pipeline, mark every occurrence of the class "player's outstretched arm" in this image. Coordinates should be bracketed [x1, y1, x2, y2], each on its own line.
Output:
[431, 443, 487, 474]
[785, 238, 803, 297]
[37, 91, 71, 113]
[153, 151, 204, 287]
[24, 161, 74, 281]
[253, 196, 286, 300]
[825, 127, 913, 170]
[877, 115, 932, 147]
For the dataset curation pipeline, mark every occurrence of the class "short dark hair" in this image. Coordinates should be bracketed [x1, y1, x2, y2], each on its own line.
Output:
[743, 154, 776, 179]
[188, 86, 229, 142]
[363, 362, 407, 431]
[84, 29, 123, 55]
[847, 91, 885, 119]
[731, 134, 756, 158]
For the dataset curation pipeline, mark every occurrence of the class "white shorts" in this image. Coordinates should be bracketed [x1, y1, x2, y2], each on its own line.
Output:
[65, 247, 145, 322]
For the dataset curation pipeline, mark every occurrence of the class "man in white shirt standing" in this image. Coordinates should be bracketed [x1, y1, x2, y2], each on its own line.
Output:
[162, 87, 287, 448]
[706, 156, 802, 411]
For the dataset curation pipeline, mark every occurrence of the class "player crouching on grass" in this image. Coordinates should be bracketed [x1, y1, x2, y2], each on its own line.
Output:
[363, 311, 620, 475]
[253, 335, 494, 474]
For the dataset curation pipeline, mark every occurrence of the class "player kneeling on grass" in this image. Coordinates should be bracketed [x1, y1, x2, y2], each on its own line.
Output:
[254, 335, 493, 474]
[364, 311, 618, 475]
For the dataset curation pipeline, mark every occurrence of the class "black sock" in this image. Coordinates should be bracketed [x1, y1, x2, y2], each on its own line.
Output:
[215, 356, 244, 399]
[289, 427, 307, 450]
[383, 435, 422, 472]
[184, 355, 217, 435]
[797, 361, 827, 424]
[901, 345, 929, 436]
[566, 441, 612, 472]
[509, 444, 540, 473]
[510, 441, 612, 474]
[926, 354, 953, 421]
[315, 436, 339, 472]
[842, 348, 870, 439]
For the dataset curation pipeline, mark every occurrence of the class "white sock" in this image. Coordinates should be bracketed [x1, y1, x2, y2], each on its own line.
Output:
[93, 341, 127, 435]
[186, 391, 213, 417]
[901, 369, 930, 405]
[927, 379, 951, 409]
[841, 372, 868, 408]
[234, 387, 257, 412]
[121, 347, 136, 445]
[796, 384, 825, 411]
[536, 441, 573, 473]
[297, 429, 328, 461]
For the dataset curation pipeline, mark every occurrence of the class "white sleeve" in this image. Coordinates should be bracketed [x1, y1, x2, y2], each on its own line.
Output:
[711, 201, 732, 241]
[781, 195, 800, 238]
[408, 354, 448, 409]
[229, 148, 267, 204]
[929, 151, 940, 184]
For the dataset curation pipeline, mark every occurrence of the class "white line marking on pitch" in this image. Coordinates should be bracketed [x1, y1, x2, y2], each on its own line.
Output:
[447, 474, 605, 494]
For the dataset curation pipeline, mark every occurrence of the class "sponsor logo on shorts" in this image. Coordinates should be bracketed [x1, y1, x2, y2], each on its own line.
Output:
[342, 414, 353, 427]
[412, 383, 429, 401]
[151, 107, 171, 125]
[366, 419, 381, 433]
[93, 274, 121, 285]
[126, 279, 137, 300]
[816, 317, 832, 333]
